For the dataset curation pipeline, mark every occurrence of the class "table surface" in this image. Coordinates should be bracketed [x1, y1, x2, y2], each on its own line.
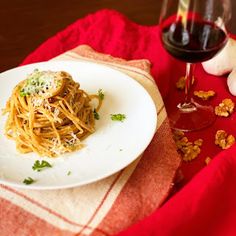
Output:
[0, 0, 235, 72]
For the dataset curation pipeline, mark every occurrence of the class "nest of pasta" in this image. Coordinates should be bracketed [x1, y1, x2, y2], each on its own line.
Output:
[3, 69, 102, 157]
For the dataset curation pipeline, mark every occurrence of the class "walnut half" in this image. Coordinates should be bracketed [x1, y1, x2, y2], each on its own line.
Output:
[194, 90, 216, 100]
[215, 130, 235, 149]
[215, 98, 235, 117]
[173, 131, 203, 162]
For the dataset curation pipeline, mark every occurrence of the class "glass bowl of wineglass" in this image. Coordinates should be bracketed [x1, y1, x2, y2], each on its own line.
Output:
[159, 0, 232, 131]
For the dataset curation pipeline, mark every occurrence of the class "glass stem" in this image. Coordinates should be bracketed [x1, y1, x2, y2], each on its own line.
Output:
[185, 63, 194, 104]
[177, 63, 196, 112]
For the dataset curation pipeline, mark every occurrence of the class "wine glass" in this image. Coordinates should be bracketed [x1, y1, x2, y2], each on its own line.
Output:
[159, 0, 231, 131]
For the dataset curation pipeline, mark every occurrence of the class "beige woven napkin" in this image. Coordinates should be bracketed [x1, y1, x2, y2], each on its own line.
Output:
[0, 45, 181, 236]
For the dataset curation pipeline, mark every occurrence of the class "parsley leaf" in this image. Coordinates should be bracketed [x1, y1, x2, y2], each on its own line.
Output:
[98, 89, 105, 100]
[67, 171, 72, 176]
[19, 90, 28, 97]
[23, 177, 35, 185]
[93, 109, 100, 120]
[110, 114, 126, 122]
[32, 160, 52, 172]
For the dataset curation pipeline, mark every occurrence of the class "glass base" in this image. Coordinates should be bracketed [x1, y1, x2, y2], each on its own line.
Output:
[168, 101, 216, 132]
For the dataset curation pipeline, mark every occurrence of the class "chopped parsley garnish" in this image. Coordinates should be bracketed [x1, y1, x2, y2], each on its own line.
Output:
[110, 114, 126, 122]
[98, 89, 105, 100]
[32, 160, 52, 172]
[20, 90, 28, 97]
[20, 69, 58, 97]
[93, 109, 100, 120]
[23, 177, 35, 185]
[67, 171, 72, 176]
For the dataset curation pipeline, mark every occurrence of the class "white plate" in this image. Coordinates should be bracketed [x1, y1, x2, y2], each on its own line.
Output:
[0, 61, 157, 190]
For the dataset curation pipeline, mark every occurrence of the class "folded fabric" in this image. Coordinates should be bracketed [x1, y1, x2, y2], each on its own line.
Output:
[117, 145, 236, 236]
[0, 44, 181, 236]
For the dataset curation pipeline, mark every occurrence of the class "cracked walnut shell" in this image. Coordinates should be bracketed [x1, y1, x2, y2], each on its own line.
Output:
[176, 76, 186, 90]
[215, 98, 235, 117]
[194, 90, 216, 100]
[176, 76, 194, 90]
[215, 130, 235, 149]
[173, 131, 203, 162]
[205, 157, 212, 165]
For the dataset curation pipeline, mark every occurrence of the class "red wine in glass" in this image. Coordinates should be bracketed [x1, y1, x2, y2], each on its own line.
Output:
[159, 0, 231, 132]
[162, 20, 227, 63]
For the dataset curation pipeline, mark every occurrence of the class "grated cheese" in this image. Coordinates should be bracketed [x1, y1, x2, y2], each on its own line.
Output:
[49, 132, 81, 155]
[31, 97, 43, 107]
[53, 108, 60, 118]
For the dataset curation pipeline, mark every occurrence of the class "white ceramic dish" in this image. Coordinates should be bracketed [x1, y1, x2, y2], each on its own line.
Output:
[0, 60, 157, 190]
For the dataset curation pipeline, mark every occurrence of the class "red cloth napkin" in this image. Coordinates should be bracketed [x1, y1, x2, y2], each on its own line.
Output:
[21, 9, 236, 235]
[118, 146, 236, 236]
